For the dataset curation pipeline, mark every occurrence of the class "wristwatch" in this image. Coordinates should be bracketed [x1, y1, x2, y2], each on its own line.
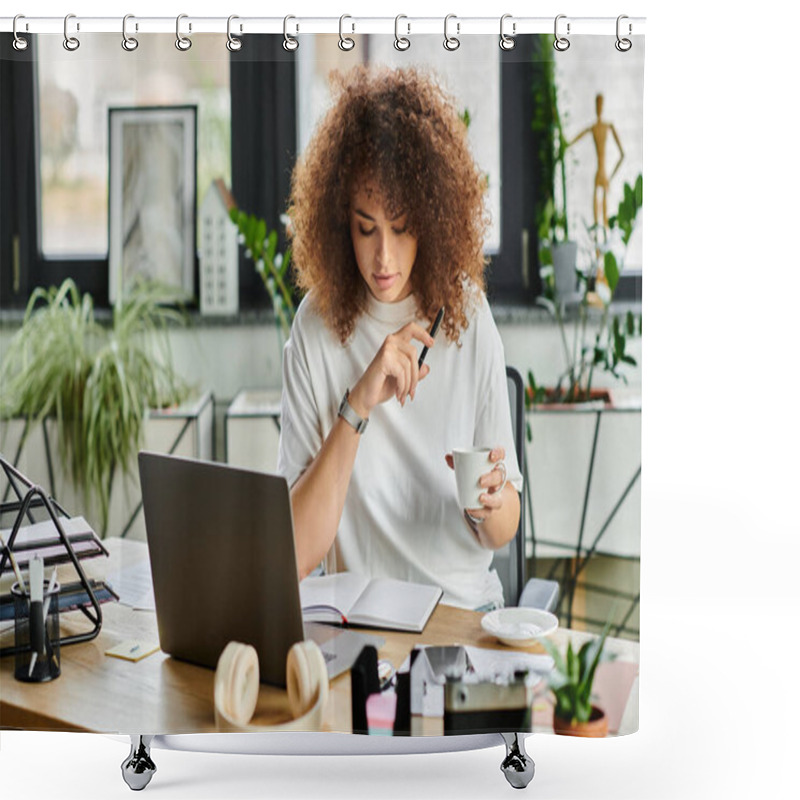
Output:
[338, 389, 369, 434]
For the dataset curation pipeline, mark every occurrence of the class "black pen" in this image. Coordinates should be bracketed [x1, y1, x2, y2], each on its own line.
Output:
[418, 307, 445, 369]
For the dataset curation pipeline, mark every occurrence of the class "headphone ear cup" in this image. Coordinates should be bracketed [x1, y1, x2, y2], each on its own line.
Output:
[287, 640, 328, 719]
[215, 640, 329, 731]
[215, 641, 260, 727]
[215, 641, 239, 719]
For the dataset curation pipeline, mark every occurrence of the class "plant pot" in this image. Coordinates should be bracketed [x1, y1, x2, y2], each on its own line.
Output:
[551, 241, 579, 301]
[553, 705, 608, 738]
[527, 387, 613, 410]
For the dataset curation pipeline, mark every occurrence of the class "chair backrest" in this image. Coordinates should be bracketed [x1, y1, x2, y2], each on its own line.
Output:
[490, 366, 526, 606]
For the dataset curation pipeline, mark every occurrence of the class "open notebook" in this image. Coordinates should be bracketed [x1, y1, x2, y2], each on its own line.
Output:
[299, 572, 442, 633]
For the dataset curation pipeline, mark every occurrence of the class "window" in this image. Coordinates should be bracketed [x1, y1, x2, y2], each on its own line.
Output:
[0, 33, 230, 307]
[37, 34, 230, 259]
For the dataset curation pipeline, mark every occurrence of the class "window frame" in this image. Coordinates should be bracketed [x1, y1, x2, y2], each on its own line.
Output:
[1, 36, 110, 308]
[229, 36, 297, 311]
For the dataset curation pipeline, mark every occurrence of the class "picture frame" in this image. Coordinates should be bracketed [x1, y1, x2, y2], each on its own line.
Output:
[108, 105, 197, 303]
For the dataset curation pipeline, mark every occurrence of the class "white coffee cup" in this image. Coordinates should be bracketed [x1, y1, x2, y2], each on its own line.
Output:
[452, 447, 507, 510]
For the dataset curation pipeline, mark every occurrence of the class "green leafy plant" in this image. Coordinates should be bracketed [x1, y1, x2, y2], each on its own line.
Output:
[526, 175, 643, 417]
[228, 207, 296, 339]
[604, 173, 643, 291]
[0, 278, 190, 535]
[541, 623, 614, 725]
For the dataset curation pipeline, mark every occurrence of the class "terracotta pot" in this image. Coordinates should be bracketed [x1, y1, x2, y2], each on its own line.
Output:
[552, 705, 608, 738]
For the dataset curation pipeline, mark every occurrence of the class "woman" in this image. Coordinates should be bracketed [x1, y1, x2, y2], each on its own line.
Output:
[278, 66, 522, 611]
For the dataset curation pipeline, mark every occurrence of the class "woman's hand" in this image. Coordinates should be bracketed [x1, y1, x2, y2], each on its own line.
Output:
[347, 322, 434, 417]
[445, 446, 508, 522]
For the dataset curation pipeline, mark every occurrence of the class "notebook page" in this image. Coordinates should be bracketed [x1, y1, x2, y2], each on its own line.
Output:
[349, 577, 440, 629]
[299, 571, 370, 617]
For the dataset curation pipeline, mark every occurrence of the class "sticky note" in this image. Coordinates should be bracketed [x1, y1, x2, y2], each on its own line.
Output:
[105, 639, 160, 662]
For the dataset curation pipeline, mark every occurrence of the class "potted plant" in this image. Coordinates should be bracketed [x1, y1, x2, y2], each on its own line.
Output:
[0, 278, 191, 536]
[526, 174, 642, 415]
[541, 623, 614, 737]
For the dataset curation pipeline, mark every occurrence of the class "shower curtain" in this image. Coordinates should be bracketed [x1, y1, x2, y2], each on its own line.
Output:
[0, 16, 643, 745]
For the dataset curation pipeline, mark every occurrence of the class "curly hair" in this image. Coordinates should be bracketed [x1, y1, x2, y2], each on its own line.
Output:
[288, 65, 490, 345]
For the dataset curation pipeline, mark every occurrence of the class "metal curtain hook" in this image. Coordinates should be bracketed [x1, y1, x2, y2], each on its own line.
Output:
[615, 14, 632, 52]
[176, 13, 192, 51]
[227, 15, 242, 51]
[12, 15, 29, 51]
[339, 14, 355, 51]
[63, 14, 80, 51]
[499, 14, 516, 51]
[554, 14, 570, 52]
[283, 16, 298, 51]
[443, 14, 460, 51]
[122, 14, 139, 51]
[394, 14, 410, 51]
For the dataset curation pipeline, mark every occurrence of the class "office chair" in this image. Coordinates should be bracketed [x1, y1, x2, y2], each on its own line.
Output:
[490, 367, 559, 612]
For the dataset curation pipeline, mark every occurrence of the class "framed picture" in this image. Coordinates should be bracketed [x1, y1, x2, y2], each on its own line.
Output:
[108, 106, 197, 303]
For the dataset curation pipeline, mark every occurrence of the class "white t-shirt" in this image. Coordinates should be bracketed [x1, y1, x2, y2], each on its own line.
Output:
[277, 287, 523, 610]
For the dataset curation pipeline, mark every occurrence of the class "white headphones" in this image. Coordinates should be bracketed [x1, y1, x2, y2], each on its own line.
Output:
[214, 640, 329, 732]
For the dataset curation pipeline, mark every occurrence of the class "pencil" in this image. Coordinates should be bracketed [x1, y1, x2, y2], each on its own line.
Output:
[0, 530, 28, 597]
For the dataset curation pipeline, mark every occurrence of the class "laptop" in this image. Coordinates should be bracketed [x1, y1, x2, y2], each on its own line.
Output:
[137, 451, 382, 686]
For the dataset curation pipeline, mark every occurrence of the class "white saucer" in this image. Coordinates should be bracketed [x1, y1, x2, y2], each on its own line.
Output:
[481, 607, 559, 647]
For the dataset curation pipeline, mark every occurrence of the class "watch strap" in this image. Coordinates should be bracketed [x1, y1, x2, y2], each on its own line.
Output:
[338, 389, 368, 434]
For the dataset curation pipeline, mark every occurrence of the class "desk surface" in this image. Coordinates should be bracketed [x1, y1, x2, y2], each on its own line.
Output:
[1, 538, 639, 736]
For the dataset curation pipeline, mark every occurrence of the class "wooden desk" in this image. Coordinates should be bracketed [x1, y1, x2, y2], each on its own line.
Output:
[1, 538, 639, 735]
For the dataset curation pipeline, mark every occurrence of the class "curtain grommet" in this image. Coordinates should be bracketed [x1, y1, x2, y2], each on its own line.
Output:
[338, 14, 355, 51]
[226, 15, 242, 52]
[499, 14, 516, 51]
[175, 14, 192, 51]
[394, 14, 410, 51]
[12, 15, 29, 51]
[63, 14, 80, 51]
[554, 14, 571, 52]
[615, 15, 632, 52]
[443, 14, 460, 51]
[121, 14, 139, 51]
[283, 15, 299, 51]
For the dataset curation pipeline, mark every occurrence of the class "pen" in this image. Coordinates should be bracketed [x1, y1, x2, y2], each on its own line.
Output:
[41, 567, 60, 673]
[29, 565, 59, 677]
[0, 530, 27, 597]
[418, 307, 445, 369]
[41, 565, 58, 619]
[27, 557, 45, 678]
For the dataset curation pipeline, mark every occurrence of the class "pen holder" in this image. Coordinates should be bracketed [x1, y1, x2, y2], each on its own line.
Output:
[11, 581, 61, 683]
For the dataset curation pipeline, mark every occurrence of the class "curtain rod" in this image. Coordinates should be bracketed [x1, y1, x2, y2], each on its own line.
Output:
[0, 16, 646, 37]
